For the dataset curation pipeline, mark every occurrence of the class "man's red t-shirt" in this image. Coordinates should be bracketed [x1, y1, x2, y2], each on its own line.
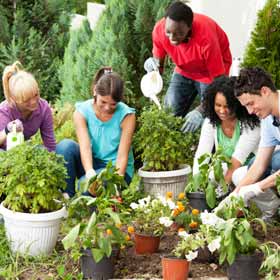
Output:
[152, 14, 232, 84]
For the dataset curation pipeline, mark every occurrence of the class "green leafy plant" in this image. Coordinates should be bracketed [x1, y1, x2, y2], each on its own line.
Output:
[134, 106, 197, 171]
[259, 241, 280, 280]
[185, 147, 231, 208]
[62, 195, 130, 263]
[0, 142, 67, 213]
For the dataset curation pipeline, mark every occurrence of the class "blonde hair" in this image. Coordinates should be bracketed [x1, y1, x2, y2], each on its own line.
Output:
[2, 61, 39, 104]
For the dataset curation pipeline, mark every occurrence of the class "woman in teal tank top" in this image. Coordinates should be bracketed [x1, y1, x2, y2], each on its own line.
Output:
[56, 67, 136, 197]
[193, 76, 260, 188]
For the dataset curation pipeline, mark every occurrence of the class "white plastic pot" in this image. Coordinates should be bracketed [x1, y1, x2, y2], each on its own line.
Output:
[0, 202, 67, 256]
[138, 165, 191, 198]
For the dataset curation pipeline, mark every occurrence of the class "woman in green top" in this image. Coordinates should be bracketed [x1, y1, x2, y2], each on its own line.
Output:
[193, 76, 260, 185]
[56, 67, 136, 197]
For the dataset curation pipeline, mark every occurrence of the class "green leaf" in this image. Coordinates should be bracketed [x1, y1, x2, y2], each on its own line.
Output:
[62, 224, 80, 250]
[91, 248, 104, 263]
[205, 182, 216, 208]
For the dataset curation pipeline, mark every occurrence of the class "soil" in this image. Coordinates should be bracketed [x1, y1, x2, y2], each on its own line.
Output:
[114, 223, 280, 279]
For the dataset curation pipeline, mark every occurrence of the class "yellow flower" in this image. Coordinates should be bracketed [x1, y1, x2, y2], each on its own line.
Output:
[192, 209, 200, 215]
[176, 201, 183, 207]
[171, 208, 180, 217]
[125, 235, 131, 241]
[127, 226, 135, 234]
[106, 229, 113, 235]
[178, 227, 185, 232]
[178, 192, 185, 200]
[166, 192, 173, 199]
[178, 205, 185, 212]
[116, 223, 122, 228]
[189, 221, 198, 229]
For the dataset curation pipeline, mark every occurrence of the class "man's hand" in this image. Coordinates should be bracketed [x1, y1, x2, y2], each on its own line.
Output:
[238, 183, 263, 205]
[213, 192, 238, 213]
[6, 119, 23, 133]
[181, 109, 203, 133]
[144, 57, 159, 72]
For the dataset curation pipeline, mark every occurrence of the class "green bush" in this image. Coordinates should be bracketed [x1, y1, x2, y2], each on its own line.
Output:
[242, 0, 280, 88]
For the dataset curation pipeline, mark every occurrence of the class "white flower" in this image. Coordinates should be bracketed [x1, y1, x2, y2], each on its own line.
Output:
[159, 217, 174, 227]
[208, 237, 221, 253]
[201, 211, 225, 227]
[130, 202, 139, 209]
[157, 195, 168, 206]
[139, 196, 151, 207]
[178, 230, 190, 239]
[166, 199, 176, 210]
[185, 250, 198, 261]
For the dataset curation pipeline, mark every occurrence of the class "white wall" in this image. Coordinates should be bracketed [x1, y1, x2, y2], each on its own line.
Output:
[188, 0, 266, 61]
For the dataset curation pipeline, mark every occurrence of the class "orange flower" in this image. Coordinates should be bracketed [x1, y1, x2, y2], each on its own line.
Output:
[178, 227, 185, 232]
[127, 226, 135, 234]
[176, 201, 183, 207]
[192, 209, 200, 215]
[178, 192, 185, 200]
[178, 205, 185, 212]
[106, 229, 113, 235]
[125, 235, 131, 241]
[171, 208, 180, 217]
[166, 192, 173, 199]
[189, 221, 198, 229]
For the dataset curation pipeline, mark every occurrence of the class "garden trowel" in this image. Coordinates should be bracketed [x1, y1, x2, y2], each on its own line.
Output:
[140, 70, 163, 109]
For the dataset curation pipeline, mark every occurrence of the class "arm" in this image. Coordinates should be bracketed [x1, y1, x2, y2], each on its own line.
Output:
[237, 146, 275, 188]
[0, 130, 6, 146]
[116, 113, 136, 176]
[73, 110, 93, 173]
[193, 119, 215, 175]
[40, 105, 56, 152]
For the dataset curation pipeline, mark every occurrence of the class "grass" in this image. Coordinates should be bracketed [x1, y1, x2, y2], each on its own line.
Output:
[0, 224, 82, 280]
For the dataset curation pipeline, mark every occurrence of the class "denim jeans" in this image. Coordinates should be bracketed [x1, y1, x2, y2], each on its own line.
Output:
[56, 139, 131, 197]
[164, 72, 209, 117]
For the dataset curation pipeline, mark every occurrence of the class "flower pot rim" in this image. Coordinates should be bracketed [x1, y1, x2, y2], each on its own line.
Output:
[135, 232, 162, 238]
[161, 255, 188, 261]
[138, 164, 191, 178]
[0, 201, 67, 221]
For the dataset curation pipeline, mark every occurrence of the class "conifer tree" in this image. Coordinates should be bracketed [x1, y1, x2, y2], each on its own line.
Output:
[242, 0, 280, 88]
[0, 0, 72, 102]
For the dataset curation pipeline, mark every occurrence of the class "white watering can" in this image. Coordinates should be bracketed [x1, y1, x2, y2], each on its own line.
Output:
[140, 70, 163, 109]
[6, 122, 24, 150]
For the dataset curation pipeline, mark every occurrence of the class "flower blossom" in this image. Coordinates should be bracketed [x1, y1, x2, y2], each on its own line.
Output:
[130, 202, 139, 209]
[208, 237, 221, 253]
[178, 230, 190, 239]
[185, 250, 198, 261]
[159, 217, 174, 227]
[138, 196, 151, 207]
[200, 211, 225, 227]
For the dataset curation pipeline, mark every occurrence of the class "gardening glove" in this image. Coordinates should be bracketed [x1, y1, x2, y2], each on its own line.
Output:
[85, 168, 97, 181]
[181, 109, 204, 133]
[6, 119, 24, 133]
[213, 192, 238, 213]
[238, 183, 263, 206]
[144, 57, 159, 72]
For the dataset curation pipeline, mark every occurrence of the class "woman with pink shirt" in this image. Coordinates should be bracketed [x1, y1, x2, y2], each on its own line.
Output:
[0, 61, 55, 152]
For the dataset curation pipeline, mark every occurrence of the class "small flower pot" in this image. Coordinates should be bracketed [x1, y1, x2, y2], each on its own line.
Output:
[187, 192, 210, 211]
[162, 256, 190, 280]
[227, 252, 263, 280]
[80, 249, 114, 280]
[134, 232, 160, 254]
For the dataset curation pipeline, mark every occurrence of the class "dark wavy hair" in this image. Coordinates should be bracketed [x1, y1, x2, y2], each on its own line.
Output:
[203, 75, 259, 131]
[234, 67, 277, 97]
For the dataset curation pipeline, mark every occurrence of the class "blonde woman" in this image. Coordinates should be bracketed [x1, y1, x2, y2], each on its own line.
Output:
[0, 61, 55, 151]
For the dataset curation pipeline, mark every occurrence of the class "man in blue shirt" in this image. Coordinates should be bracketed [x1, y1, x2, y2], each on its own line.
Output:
[233, 67, 280, 220]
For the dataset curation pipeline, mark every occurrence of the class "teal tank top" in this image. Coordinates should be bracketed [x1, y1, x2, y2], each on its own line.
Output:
[75, 99, 135, 177]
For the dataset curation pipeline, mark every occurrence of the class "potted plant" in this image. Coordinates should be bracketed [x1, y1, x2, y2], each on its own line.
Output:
[129, 194, 172, 254]
[185, 147, 231, 210]
[0, 142, 67, 256]
[161, 228, 206, 280]
[62, 163, 131, 280]
[134, 106, 196, 198]
[203, 196, 269, 280]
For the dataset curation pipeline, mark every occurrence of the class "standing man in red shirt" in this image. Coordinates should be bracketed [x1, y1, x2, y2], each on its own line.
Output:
[144, 1, 232, 132]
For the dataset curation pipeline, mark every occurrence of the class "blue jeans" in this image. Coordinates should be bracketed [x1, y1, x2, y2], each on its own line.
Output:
[56, 139, 131, 197]
[164, 72, 209, 117]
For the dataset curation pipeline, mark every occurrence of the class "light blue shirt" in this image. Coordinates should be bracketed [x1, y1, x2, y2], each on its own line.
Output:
[259, 115, 280, 147]
[75, 99, 135, 177]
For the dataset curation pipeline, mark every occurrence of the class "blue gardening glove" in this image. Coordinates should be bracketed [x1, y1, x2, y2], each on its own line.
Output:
[181, 109, 203, 133]
[144, 57, 159, 73]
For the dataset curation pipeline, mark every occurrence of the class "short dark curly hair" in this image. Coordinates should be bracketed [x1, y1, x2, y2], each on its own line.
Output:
[203, 75, 259, 131]
[165, 1, 193, 27]
[234, 67, 277, 97]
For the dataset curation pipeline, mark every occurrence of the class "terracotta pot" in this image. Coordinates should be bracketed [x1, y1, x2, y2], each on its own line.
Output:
[162, 256, 190, 280]
[134, 232, 160, 254]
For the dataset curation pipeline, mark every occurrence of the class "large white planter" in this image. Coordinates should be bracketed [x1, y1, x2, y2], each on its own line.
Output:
[138, 165, 191, 198]
[0, 202, 67, 256]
